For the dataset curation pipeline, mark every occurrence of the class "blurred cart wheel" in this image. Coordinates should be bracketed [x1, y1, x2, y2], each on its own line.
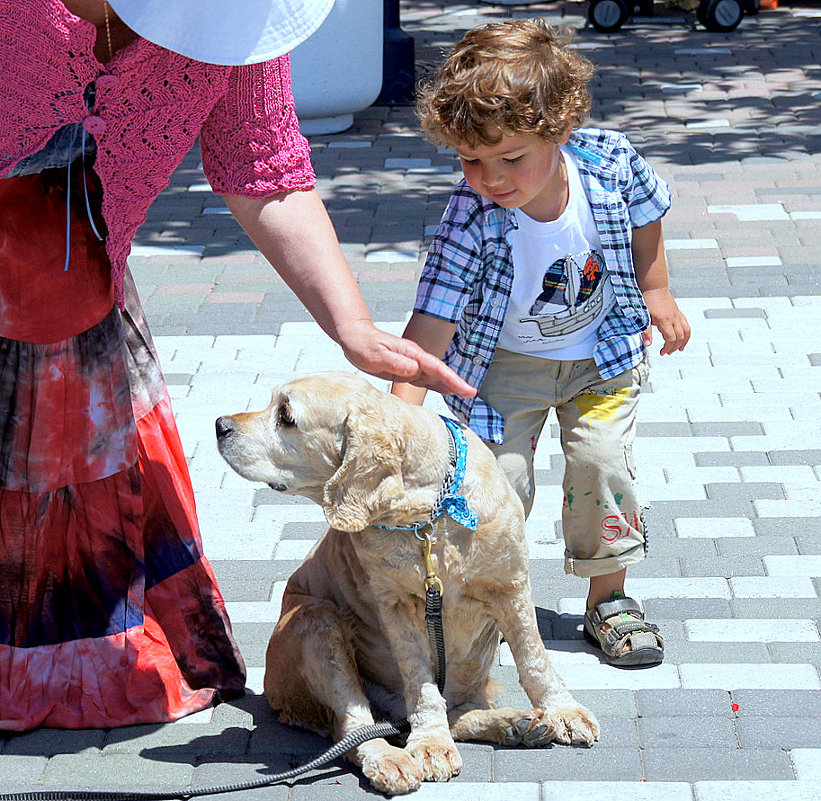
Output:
[589, 0, 630, 32]
[699, 0, 745, 30]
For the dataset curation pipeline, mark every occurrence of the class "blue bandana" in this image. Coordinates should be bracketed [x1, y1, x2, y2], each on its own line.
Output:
[374, 415, 479, 532]
[437, 417, 479, 531]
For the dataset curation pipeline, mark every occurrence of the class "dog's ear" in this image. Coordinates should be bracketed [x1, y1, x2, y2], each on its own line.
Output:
[322, 401, 417, 532]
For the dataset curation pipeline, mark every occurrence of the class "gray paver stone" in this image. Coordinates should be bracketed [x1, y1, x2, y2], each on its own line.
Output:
[493, 743, 643, 782]
[0, 755, 48, 788]
[737, 716, 821, 749]
[637, 690, 734, 718]
[3, 728, 105, 756]
[638, 716, 738, 749]
[641, 747, 794, 782]
[42, 753, 195, 789]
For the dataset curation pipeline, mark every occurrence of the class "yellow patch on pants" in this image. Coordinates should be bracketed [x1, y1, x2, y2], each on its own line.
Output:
[574, 387, 631, 424]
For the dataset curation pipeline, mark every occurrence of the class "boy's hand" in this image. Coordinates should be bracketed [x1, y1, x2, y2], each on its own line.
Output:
[641, 287, 691, 355]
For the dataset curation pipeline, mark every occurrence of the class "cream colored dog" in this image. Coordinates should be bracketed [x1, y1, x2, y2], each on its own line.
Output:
[216, 372, 599, 795]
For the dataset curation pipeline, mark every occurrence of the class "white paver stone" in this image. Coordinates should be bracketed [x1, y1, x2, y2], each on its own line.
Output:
[730, 576, 818, 598]
[764, 555, 821, 577]
[706, 203, 790, 221]
[273, 540, 317, 561]
[684, 618, 820, 642]
[544, 782, 693, 801]
[675, 518, 754, 538]
[680, 663, 820, 690]
[695, 782, 821, 801]
[755, 499, 821, 517]
[130, 244, 205, 257]
[791, 750, 821, 781]
[725, 256, 784, 268]
[364, 249, 419, 263]
[226, 582, 286, 623]
[628, 577, 731, 599]
[665, 238, 720, 249]
[397, 785, 539, 801]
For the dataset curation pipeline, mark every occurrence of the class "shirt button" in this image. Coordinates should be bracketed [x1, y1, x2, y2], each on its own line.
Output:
[472, 356, 483, 366]
[82, 115, 106, 135]
[490, 297, 501, 307]
[95, 73, 119, 89]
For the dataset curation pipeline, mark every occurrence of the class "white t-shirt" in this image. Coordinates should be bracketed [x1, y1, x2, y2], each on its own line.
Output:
[497, 147, 616, 360]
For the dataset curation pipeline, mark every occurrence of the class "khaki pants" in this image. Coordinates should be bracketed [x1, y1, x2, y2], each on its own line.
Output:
[479, 348, 649, 578]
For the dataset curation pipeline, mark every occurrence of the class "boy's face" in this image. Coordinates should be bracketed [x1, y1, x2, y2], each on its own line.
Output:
[454, 129, 571, 222]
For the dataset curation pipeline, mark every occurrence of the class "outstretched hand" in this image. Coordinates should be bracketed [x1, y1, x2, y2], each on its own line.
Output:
[641, 288, 691, 355]
[337, 319, 476, 398]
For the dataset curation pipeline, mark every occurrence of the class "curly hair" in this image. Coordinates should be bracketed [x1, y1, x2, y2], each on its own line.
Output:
[417, 19, 594, 148]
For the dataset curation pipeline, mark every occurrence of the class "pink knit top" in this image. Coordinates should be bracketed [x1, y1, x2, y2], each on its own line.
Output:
[0, 0, 316, 307]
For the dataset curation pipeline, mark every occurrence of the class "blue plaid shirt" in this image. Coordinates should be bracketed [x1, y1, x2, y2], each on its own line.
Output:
[415, 128, 671, 444]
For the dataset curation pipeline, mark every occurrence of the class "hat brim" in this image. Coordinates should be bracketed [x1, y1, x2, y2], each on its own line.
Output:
[107, 0, 336, 65]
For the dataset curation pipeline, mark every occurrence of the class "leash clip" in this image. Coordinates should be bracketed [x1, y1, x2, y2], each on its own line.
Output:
[417, 528, 444, 594]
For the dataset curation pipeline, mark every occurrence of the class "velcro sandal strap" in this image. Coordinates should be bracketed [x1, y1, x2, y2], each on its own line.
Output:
[612, 619, 657, 637]
[590, 595, 644, 624]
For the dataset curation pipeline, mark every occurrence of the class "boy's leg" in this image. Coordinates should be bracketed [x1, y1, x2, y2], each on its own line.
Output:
[555, 356, 663, 666]
[478, 349, 559, 515]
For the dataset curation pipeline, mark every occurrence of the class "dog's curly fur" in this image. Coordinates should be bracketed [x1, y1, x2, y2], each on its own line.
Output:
[216, 372, 599, 795]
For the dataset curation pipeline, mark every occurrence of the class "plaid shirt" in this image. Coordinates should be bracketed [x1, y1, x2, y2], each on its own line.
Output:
[415, 128, 671, 443]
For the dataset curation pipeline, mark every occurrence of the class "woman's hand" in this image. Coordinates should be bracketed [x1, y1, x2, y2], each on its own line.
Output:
[336, 318, 475, 397]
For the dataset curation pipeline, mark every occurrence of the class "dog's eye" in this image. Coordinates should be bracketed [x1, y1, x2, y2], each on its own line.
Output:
[277, 401, 295, 428]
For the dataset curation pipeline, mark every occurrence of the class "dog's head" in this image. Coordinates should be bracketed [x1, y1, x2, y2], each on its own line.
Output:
[216, 372, 440, 532]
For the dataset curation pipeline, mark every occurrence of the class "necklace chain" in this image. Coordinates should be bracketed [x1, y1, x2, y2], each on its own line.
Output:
[102, 0, 113, 62]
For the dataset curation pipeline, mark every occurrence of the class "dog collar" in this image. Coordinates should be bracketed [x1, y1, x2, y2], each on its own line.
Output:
[374, 416, 478, 532]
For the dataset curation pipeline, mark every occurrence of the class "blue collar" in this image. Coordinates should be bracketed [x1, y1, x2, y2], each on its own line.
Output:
[374, 416, 479, 532]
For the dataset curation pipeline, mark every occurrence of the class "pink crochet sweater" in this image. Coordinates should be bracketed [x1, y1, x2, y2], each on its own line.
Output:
[0, 0, 316, 307]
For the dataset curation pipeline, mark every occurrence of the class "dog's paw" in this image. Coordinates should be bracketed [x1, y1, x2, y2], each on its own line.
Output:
[502, 709, 555, 748]
[546, 705, 600, 746]
[406, 736, 462, 782]
[359, 743, 423, 795]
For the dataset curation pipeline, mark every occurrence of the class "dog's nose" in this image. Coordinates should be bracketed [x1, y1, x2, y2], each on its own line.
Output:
[215, 416, 235, 439]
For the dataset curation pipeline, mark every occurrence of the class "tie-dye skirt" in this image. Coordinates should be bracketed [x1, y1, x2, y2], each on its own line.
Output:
[0, 169, 246, 730]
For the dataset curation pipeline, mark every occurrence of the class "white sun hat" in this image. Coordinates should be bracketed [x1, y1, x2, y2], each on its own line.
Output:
[107, 0, 336, 65]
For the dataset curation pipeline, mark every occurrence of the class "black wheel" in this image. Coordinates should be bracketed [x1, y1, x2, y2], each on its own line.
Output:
[701, 0, 744, 30]
[634, 0, 654, 15]
[588, 0, 630, 32]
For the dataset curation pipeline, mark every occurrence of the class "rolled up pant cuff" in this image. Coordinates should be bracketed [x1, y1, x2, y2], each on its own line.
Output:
[563, 542, 646, 578]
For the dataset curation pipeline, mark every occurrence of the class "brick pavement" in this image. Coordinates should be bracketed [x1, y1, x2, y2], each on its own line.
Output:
[3, 2, 821, 799]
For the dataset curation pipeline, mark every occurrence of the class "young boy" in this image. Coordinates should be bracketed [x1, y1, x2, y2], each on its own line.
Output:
[392, 19, 690, 666]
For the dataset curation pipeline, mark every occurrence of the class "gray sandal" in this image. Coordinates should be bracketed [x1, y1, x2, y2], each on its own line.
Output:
[584, 592, 664, 667]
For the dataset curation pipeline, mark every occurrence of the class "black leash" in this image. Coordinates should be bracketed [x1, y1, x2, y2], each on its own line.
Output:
[0, 720, 409, 801]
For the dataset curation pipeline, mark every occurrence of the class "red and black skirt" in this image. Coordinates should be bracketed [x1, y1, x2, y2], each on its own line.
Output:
[0, 166, 245, 730]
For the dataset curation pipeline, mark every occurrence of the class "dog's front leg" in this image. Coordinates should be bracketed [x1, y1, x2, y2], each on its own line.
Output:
[378, 598, 462, 783]
[496, 590, 600, 745]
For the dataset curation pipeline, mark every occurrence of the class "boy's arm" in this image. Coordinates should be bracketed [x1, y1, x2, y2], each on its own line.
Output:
[391, 313, 459, 405]
[632, 220, 691, 355]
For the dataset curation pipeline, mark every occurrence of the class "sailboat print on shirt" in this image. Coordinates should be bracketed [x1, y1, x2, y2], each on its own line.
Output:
[519, 250, 606, 338]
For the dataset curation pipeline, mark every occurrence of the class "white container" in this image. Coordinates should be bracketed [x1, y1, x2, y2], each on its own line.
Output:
[289, 0, 384, 135]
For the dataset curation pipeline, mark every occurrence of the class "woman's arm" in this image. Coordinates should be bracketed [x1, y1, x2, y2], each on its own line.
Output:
[222, 189, 475, 397]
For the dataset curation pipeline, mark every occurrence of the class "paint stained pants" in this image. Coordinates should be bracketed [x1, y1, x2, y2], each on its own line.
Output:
[479, 348, 649, 578]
